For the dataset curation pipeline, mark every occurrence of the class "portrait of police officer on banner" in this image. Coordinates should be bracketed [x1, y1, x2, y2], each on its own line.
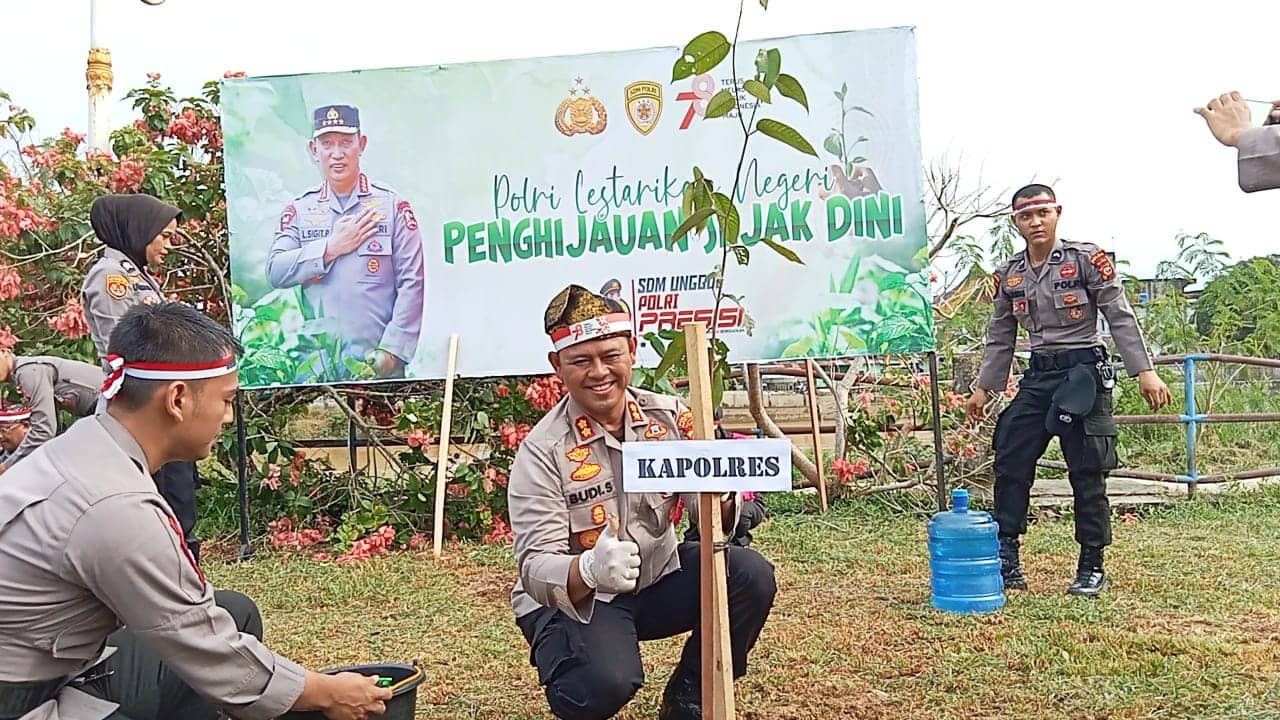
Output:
[268, 104, 426, 383]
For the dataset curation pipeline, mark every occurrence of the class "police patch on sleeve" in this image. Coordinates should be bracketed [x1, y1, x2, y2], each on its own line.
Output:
[1090, 250, 1116, 281]
[279, 204, 296, 231]
[105, 274, 130, 300]
[397, 200, 419, 231]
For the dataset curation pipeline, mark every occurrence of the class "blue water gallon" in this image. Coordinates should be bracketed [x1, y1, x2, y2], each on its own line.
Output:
[927, 488, 1005, 614]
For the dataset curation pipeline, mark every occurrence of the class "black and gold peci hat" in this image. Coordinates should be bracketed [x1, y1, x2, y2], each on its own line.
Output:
[544, 284, 633, 351]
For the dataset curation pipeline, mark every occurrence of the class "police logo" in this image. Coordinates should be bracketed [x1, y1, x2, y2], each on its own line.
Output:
[555, 76, 607, 136]
[1090, 249, 1116, 281]
[590, 503, 608, 526]
[367, 240, 382, 253]
[105, 274, 129, 300]
[566, 446, 590, 463]
[1063, 293, 1079, 306]
[1068, 307, 1085, 320]
[624, 81, 663, 135]
[397, 200, 419, 232]
[676, 410, 695, 439]
[644, 421, 668, 440]
[279, 204, 296, 231]
[1060, 263, 1078, 279]
[1006, 275, 1024, 288]
[578, 528, 602, 549]
[1013, 299, 1029, 314]
[367, 258, 380, 274]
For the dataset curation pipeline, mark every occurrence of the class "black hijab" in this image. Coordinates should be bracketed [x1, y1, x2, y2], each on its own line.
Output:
[89, 194, 182, 269]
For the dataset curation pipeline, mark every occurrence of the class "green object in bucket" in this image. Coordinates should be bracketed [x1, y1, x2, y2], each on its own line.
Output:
[375, 676, 393, 688]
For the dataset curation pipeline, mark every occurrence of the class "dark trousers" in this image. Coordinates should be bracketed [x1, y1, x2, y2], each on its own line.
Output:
[992, 367, 1119, 547]
[154, 460, 200, 563]
[516, 542, 777, 720]
[77, 590, 261, 720]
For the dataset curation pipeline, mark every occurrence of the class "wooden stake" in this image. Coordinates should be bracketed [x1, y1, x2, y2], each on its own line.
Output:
[433, 334, 460, 560]
[805, 359, 828, 513]
[683, 322, 735, 720]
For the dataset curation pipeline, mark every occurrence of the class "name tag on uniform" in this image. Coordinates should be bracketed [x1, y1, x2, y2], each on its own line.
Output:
[622, 438, 792, 493]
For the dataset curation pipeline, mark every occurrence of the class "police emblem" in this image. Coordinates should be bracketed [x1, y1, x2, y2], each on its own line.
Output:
[279, 204, 296, 231]
[367, 240, 382, 253]
[644, 421, 668, 440]
[1090, 249, 1116, 281]
[590, 503, 608, 526]
[1006, 275, 1024, 288]
[624, 81, 663, 135]
[566, 446, 591, 463]
[105, 274, 129, 300]
[367, 258, 380, 274]
[397, 200, 419, 231]
[1063, 293, 1079, 306]
[676, 410, 695, 439]
[555, 76, 608, 136]
[578, 528, 602, 549]
[571, 462, 602, 482]
[1059, 263, 1078, 279]
[1068, 307, 1085, 320]
[1013, 299, 1029, 314]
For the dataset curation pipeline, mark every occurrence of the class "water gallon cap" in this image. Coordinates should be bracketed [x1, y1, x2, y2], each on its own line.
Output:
[951, 487, 969, 512]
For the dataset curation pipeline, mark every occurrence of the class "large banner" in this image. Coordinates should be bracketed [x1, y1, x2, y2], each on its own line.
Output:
[223, 27, 930, 387]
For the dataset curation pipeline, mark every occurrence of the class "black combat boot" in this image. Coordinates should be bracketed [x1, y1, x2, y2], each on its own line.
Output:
[1066, 545, 1107, 597]
[999, 535, 1028, 591]
[658, 665, 701, 720]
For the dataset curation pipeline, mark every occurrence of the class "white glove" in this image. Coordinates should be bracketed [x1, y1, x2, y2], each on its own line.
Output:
[578, 519, 640, 594]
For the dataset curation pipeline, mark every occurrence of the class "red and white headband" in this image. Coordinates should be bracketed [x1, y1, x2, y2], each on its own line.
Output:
[549, 312, 633, 351]
[101, 354, 238, 399]
[0, 407, 31, 423]
[1011, 197, 1061, 218]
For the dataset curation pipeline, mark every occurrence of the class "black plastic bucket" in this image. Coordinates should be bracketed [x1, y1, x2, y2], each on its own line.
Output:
[281, 662, 424, 720]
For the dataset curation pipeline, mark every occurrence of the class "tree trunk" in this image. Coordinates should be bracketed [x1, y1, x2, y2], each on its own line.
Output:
[746, 363, 819, 487]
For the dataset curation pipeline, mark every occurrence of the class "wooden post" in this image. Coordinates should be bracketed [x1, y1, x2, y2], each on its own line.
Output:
[432, 334, 460, 560]
[683, 322, 735, 720]
[805, 359, 828, 512]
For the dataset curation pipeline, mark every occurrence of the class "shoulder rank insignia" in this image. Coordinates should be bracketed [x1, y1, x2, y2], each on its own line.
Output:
[575, 416, 595, 440]
[627, 401, 644, 424]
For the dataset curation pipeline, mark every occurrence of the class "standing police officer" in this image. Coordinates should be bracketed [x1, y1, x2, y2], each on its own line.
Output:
[0, 351, 103, 471]
[966, 184, 1172, 597]
[82, 193, 202, 563]
[268, 105, 425, 383]
[509, 284, 777, 720]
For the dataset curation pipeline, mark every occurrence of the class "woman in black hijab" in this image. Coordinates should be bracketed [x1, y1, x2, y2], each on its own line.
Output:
[81, 193, 204, 563]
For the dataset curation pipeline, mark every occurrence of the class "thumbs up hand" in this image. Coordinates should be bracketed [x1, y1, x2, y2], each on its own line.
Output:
[578, 514, 640, 594]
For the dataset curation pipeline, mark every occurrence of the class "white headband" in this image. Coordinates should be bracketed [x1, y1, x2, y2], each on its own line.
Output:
[549, 312, 633, 351]
[101, 354, 238, 399]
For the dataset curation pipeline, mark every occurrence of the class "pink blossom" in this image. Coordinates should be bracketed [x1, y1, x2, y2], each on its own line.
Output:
[495, 384, 510, 398]
[482, 466, 508, 492]
[222, 70, 247, 79]
[0, 327, 17, 350]
[0, 265, 21, 301]
[524, 375, 566, 411]
[48, 300, 89, 339]
[482, 516, 514, 545]
[406, 428, 434, 449]
[499, 422, 531, 450]
[146, 72, 161, 82]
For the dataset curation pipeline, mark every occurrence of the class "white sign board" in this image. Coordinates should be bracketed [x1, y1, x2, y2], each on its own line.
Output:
[622, 438, 793, 493]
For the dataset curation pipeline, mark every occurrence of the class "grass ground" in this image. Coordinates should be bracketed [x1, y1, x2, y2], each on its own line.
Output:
[206, 487, 1280, 720]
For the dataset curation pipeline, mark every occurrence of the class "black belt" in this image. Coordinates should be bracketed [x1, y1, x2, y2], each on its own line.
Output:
[1029, 346, 1105, 372]
[0, 677, 66, 719]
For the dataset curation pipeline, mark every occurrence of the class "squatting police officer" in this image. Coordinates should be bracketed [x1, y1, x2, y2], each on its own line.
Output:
[966, 184, 1172, 597]
[268, 104, 425, 383]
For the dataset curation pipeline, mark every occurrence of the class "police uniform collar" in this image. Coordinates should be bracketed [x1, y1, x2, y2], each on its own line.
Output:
[1047, 239, 1066, 264]
[563, 388, 647, 443]
[318, 174, 372, 203]
[95, 411, 153, 478]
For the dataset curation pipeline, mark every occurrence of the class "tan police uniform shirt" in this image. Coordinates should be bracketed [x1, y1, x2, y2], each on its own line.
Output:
[1237, 125, 1280, 193]
[977, 239, 1154, 391]
[80, 249, 163, 368]
[0, 413, 305, 720]
[6, 357, 104, 467]
[508, 386, 740, 624]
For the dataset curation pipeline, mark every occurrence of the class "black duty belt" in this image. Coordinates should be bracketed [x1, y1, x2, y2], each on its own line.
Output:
[1029, 346, 1105, 372]
[0, 676, 66, 719]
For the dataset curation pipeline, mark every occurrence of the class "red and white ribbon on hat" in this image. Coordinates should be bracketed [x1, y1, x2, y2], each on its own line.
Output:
[101, 354, 238, 400]
[1010, 197, 1061, 218]
[0, 406, 31, 423]
[549, 312, 633, 351]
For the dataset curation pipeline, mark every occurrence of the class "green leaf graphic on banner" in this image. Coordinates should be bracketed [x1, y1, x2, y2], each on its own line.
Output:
[756, 118, 817, 156]
[704, 89, 736, 119]
[760, 237, 804, 264]
[744, 79, 771, 103]
[775, 73, 808, 111]
[668, 207, 715, 247]
[672, 31, 731, 81]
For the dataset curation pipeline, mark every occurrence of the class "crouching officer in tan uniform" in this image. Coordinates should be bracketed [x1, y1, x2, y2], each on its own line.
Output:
[509, 285, 777, 720]
[0, 351, 103, 472]
[0, 302, 390, 720]
[966, 184, 1172, 597]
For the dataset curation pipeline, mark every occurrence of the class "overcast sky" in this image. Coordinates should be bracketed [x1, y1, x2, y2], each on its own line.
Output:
[3, 0, 1274, 278]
